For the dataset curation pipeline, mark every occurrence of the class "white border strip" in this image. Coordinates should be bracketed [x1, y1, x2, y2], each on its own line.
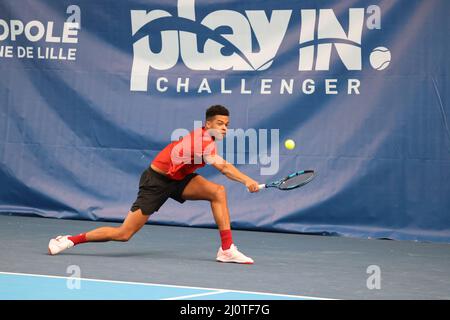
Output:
[0, 271, 335, 300]
[163, 290, 228, 300]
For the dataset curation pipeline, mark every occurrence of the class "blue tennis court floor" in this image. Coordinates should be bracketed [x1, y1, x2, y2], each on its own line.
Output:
[0, 272, 330, 300]
[1, 216, 450, 300]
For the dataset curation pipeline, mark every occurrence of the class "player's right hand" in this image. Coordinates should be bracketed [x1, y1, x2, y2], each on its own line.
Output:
[245, 179, 260, 193]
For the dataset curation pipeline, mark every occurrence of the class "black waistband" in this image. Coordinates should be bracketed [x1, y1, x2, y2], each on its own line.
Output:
[147, 166, 172, 182]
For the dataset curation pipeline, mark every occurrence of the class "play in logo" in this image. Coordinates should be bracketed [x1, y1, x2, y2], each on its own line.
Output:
[130, 0, 390, 93]
[298, 9, 364, 71]
[130, 0, 290, 91]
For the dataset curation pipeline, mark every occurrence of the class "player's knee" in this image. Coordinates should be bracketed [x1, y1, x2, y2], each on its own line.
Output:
[212, 184, 226, 202]
[115, 228, 134, 242]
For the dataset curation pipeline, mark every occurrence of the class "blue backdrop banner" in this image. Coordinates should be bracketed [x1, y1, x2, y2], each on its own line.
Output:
[1, 0, 449, 242]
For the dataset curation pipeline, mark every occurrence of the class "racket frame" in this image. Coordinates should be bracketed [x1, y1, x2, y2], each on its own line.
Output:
[262, 170, 315, 190]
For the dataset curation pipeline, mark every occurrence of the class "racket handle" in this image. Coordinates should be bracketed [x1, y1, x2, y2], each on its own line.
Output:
[246, 184, 266, 192]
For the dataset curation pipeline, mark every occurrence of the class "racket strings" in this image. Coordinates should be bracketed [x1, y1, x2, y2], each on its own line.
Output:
[280, 172, 315, 190]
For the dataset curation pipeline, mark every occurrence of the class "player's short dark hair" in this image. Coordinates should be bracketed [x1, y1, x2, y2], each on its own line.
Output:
[206, 105, 229, 120]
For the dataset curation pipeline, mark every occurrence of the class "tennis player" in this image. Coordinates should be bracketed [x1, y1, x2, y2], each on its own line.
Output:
[48, 105, 259, 264]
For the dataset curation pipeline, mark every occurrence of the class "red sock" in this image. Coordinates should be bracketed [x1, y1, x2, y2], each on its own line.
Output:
[220, 229, 233, 250]
[68, 233, 87, 246]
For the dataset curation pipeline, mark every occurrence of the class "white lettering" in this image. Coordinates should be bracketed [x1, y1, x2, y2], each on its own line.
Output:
[177, 77, 190, 93]
[24, 21, 45, 42]
[348, 79, 360, 94]
[260, 79, 272, 94]
[221, 78, 232, 94]
[325, 79, 338, 94]
[62, 22, 79, 43]
[198, 78, 212, 93]
[157, 77, 169, 92]
[303, 79, 315, 94]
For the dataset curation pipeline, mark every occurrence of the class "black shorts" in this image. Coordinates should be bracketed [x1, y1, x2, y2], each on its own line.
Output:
[130, 167, 198, 215]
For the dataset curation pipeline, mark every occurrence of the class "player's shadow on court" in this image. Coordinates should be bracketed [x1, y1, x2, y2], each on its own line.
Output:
[57, 250, 215, 262]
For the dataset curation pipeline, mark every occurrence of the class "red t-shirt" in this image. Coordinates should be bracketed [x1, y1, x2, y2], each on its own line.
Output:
[152, 127, 217, 180]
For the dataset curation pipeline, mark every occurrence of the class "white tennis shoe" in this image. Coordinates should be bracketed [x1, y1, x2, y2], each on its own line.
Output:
[48, 235, 74, 255]
[216, 244, 254, 264]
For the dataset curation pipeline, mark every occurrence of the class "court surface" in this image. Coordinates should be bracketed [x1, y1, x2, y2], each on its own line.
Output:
[1, 214, 449, 300]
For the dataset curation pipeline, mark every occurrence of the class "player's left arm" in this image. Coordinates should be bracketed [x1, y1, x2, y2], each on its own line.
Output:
[204, 154, 259, 193]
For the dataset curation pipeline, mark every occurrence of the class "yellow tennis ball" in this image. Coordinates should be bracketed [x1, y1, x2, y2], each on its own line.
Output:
[284, 139, 295, 150]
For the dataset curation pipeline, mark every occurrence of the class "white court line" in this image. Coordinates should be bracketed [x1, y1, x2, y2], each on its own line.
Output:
[0, 271, 335, 300]
[163, 290, 228, 300]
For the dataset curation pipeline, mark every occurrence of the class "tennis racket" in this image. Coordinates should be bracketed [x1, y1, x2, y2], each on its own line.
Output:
[257, 170, 315, 191]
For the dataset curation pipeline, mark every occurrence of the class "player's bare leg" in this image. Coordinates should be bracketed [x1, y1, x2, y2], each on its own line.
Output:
[48, 209, 149, 255]
[181, 175, 254, 264]
[85, 209, 149, 242]
[181, 175, 230, 231]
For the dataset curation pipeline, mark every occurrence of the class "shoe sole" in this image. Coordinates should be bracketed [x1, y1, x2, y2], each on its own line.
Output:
[216, 259, 254, 264]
